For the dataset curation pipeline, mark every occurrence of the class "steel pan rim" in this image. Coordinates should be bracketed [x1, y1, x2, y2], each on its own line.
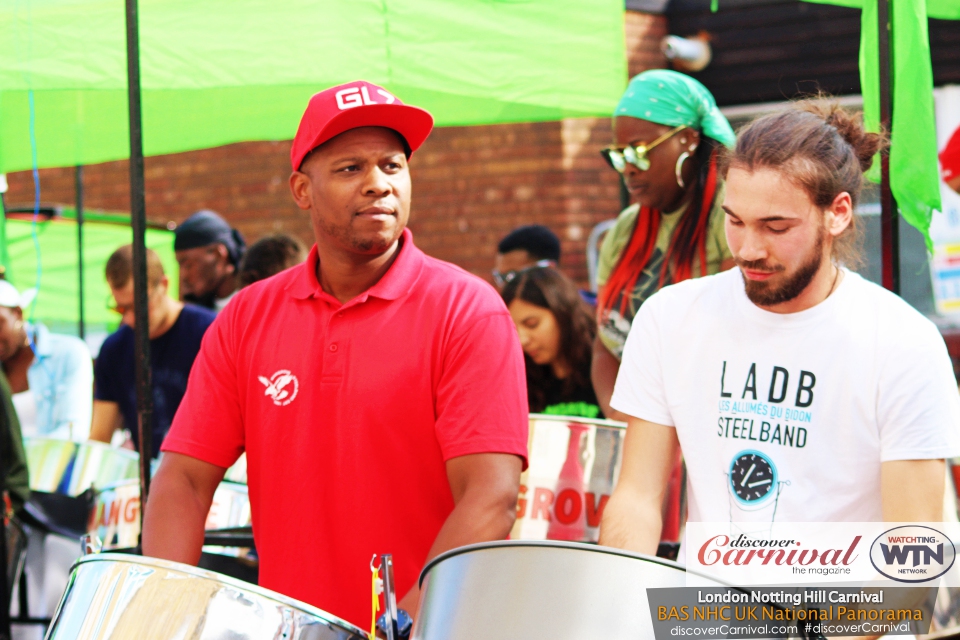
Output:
[74, 552, 366, 636]
[26, 436, 141, 461]
[418, 540, 729, 589]
[528, 413, 626, 429]
[91, 478, 250, 493]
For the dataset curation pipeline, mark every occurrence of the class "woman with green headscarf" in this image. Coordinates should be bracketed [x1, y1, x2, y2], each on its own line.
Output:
[592, 70, 737, 419]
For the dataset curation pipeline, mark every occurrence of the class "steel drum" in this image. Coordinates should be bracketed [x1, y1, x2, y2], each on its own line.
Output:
[25, 438, 139, 497]
[923, 585, 960, 639]
[45, 554, 366, 639]
[25, 437, 250, 495]
[511, 414, 626, 542]
[413, 540, 728, 640]
[88, 479, 252, 552]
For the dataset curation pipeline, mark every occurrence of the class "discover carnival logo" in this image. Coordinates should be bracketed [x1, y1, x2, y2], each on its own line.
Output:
[697, 534, 862, 576]
[258, 370, 299, 406]
[869, 525, 956, 583]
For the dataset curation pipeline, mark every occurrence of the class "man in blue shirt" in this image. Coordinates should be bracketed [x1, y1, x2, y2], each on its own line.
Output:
[90, 245, 216, 457]
[0, 282, 93, 440]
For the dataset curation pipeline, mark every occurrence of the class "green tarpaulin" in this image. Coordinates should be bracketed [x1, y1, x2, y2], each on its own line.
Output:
[803, 0, 960, 250]
[805, 0, 960, 19]
[0, 0, 627, 174]
[4, 209, 176, 334]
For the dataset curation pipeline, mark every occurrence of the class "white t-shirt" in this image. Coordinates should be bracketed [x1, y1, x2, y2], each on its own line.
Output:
[612, 268, 960, 525]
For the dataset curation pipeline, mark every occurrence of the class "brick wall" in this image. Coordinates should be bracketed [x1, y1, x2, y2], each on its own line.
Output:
[625, 10, 669, 78]
[4, 11, 667, 287]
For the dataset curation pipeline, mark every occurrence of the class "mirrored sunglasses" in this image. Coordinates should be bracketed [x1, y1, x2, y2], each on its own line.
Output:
[600, 124, 686, 173]
[492, 260, 555, 288]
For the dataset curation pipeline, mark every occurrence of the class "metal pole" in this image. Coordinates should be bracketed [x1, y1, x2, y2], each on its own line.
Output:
[75, 165, 85, 339]
[125, 0, 153, 530]
[878, 0, 899, 294]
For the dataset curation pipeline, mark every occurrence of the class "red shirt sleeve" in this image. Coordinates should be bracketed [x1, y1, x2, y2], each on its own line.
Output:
[162, 305, 245, 469]
[434, 311, 529, 468]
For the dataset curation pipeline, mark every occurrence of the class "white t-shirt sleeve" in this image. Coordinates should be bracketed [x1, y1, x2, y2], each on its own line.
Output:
[877, 318, 960, 461]
[610, 294, 675, 426]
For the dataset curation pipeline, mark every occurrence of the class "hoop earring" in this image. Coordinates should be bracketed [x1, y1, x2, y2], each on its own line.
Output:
[675, 152, 690, 189]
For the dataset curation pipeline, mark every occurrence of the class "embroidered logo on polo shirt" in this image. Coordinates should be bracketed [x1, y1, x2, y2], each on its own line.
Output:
[258, 370, 299, 406]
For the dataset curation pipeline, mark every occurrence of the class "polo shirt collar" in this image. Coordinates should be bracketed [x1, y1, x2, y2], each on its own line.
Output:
[287, 227, 424, 303]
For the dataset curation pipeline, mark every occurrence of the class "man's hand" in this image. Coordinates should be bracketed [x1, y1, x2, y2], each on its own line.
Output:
[142, 452, 226, 563]
[599, 416, 678, 554]
[396, 452, 522, 618]
[89, 400, 122, 444]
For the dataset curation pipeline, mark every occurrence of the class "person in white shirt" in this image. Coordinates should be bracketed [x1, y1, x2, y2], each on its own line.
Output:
[599, 101, 960, 553]
[0, 282, 93, 440]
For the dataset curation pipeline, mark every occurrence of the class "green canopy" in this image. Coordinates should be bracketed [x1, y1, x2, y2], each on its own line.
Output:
[0, 0, 626, 174]
[803, 0, 960, 250]
[805, 0, 960, 19]
[4, 208, 176, 334]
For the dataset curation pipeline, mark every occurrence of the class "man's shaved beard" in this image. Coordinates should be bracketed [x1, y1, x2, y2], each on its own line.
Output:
[317, 216, 399, 254]
[738, 225, 826, 306]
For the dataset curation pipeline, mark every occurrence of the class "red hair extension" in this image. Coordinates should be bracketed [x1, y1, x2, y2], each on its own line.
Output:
[597, 205, 660, 317]
[598, 149, 720, 319]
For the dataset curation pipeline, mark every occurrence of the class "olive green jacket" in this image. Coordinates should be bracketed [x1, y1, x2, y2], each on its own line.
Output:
[0, 371, 29, 513]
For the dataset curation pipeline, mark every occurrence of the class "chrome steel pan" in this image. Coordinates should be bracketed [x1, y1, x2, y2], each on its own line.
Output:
[46, 554, 366, 639]
[413, 540, 725, 640]
[25, 438, 139, 496]
[511, 414, 627, 542]
[923, 585, 960, 639]
[88, 479, 251, 552]
[26, 437, 249, 494]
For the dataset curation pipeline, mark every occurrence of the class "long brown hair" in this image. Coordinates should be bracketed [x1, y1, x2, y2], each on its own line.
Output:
[598, 137, 722, 317]
[501, 268, 596, 412]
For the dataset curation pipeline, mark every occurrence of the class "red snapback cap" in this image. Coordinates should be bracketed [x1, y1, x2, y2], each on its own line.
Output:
[291, 81, 434, 171]
[940, 125, 960, 182]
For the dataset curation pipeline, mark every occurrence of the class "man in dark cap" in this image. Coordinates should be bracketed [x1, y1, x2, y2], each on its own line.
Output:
[174, 209, 247, 311]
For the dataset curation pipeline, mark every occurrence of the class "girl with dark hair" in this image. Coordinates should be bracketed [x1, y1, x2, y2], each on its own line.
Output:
[593, 70, 737, 419]
[501, 267, 602, 419]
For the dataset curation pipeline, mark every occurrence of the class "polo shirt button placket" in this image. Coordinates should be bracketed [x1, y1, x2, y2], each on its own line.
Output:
[329, 344, 338, 352]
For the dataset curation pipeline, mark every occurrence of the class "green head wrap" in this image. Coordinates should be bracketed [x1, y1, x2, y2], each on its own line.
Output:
[615, 70, 735, 148]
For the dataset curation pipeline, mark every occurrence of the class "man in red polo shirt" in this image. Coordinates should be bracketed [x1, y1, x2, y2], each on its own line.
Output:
[941, 125, 960, 194]
[142, 81, 529, 632]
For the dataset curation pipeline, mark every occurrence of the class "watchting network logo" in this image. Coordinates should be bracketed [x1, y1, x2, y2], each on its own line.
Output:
[869, 525, 956, 583]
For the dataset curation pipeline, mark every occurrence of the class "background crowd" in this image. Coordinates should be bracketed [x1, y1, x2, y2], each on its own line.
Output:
[0, 67, 913, 489]
[0, 209, 306, 471]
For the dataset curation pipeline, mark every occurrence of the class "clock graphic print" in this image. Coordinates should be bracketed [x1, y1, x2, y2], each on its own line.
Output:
[729, 450, 778, 505]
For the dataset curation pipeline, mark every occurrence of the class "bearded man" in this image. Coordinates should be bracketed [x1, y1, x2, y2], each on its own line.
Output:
[599, 102, 960, 552]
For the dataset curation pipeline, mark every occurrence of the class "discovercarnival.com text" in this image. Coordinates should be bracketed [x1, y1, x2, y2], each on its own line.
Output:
[669, 621, 913, 637]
